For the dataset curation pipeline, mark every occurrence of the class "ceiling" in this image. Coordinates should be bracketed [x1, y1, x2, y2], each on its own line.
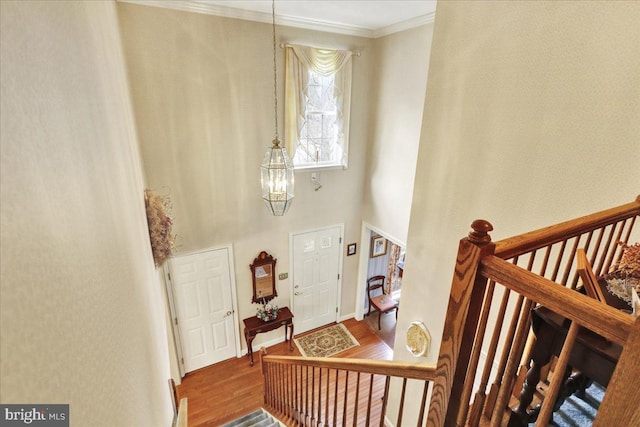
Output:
[119, 0, 438, 38]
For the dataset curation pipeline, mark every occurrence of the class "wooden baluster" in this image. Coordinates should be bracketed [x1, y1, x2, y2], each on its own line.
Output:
[278, 364, 283, 414]
[352, 372, 360, 427]
[535, 321, 580, 427]
[365, 374, 374, 427]
[305, 365, 310, 426]
[379, 376, 390, 427]
[342, 371, 349, 427]
[396, 377, 407, 427]
[293, 365, 299, 423]
[589, 227, 605, 267]
[595, 224, 617, 276]
[469, 287, 511, 426]
[483, 292, 522, 418]
[618, 216, 637, 257]
[603, 219, 627, 274]
[456, 280, 496, 427]
[549, 240, 566, 282]
[317, 368, 323, 426]
[271, 364, 276, 410]
[269, 363, 275, 408]
[310, 366, 316, 426]
[560, 237, 580, 287]
[333, 370, 339, 427]
[287, 364, 293, 420]
[325, 369, 331, 426]
[490, 299, 534, 427]
[417, 380, 430, 427]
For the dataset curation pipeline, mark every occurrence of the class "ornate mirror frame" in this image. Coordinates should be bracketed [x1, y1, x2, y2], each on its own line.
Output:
[250, 251, 277, 303]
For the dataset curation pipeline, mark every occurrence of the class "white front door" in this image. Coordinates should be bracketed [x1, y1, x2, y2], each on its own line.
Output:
[292, 226, 342, 334]
[168, 247, 237, 372]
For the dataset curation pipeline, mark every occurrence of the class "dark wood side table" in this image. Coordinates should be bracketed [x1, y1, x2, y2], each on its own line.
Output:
[243, 306, 294, 366]
[509, 305, 622, 426]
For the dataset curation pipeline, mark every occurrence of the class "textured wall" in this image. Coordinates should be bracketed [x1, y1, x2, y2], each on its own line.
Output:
[0, 1, 173, 425]
[116, 3, 374, 349]
[363, 23, 434, 245]
[391, 1, 640, 422]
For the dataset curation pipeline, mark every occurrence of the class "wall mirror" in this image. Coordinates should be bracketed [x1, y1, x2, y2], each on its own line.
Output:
[250, 251, 277, 303]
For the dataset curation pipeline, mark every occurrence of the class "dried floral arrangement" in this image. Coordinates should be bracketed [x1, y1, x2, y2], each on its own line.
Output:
[144, 189, 175, 267]
[617, 242, 640, 278]
[605, 242, 640, 305]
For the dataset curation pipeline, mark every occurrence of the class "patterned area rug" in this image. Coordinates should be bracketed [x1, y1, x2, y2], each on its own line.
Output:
[294, 324, 359, 358]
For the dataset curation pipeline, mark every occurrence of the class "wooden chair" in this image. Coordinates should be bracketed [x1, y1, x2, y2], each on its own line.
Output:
[367, 275, 399, 330]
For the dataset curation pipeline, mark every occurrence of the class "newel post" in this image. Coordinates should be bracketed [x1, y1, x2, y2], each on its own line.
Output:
[427, 220, 496, 427]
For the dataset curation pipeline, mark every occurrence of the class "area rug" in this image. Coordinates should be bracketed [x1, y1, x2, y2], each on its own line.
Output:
[294, 323, 359, 358]
[528, 381, 604, 427]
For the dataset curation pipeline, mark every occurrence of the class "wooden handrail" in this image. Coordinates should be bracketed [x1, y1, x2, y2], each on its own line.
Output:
[262, 355, 436, 381]
[480, 255, 634, 344]
[494, 196, 640, 259]
[176, 398, 188, 427]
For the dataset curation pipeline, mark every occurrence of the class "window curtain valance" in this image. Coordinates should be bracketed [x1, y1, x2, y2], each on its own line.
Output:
[290, 45, 352, 76]
[285, 45, 353, 167]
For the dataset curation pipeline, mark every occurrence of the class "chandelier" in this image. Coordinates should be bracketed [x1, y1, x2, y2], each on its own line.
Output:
[261, 0, 294, 216]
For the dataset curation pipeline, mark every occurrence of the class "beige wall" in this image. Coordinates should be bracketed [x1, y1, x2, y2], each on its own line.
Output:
[0, 1, 172, 425]
[117, 3, 374, 350]
[363, 23, 434, 245]
[399, 0, 640, 362]
[388, 2, 640, 422]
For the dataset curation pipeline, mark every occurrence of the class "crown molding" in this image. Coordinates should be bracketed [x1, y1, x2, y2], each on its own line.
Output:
[373, 11, 436, 38]
[117, 0, 435, 39]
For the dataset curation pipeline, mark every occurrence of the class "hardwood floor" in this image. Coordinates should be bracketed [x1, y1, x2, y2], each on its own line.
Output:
[177, 318, 393, 426]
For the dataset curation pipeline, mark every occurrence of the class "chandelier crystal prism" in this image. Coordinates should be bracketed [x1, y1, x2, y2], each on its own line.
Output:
[261, 0, 294, 216]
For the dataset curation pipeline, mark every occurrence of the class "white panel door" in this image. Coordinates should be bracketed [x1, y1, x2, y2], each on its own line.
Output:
[292, 226, 341, 334]
[169, 248, 236, 372]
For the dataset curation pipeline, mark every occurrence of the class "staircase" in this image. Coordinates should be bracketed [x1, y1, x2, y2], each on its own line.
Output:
[221, 409, 285, 427]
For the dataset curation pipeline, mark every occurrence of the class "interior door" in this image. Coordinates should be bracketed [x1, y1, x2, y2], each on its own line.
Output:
[168, 248, 237, 372]
[292, 226, 342, 334]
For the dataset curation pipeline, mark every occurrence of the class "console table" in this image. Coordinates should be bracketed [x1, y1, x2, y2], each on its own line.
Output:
[243, 306, 294, 366]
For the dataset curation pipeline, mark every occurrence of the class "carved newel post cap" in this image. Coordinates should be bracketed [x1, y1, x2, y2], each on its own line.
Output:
[469, 220, 493, 245]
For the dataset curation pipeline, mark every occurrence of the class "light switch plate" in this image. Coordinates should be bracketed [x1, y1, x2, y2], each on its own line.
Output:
[279, 272, 288, 280]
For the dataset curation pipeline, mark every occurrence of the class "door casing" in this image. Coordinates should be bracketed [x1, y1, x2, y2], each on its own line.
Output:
[289, 224, 344, 334]
[164, 244, 241, 376]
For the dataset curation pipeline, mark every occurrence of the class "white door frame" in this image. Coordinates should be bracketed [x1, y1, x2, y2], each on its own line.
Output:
[354, 222, 406, 321]
[289, 223, 345, 325]
[163, 243, 241, 376]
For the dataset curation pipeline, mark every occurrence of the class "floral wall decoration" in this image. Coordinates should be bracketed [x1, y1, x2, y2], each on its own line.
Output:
[144, 189, 175, 267]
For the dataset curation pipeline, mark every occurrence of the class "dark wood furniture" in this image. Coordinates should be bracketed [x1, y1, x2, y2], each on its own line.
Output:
[243, 306, 293, 366]
[510, 305, 622, 425]
[510, 277, 630, 426]
[366, 275, 398, 330]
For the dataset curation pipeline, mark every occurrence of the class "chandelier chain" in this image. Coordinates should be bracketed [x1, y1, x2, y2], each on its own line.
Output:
[272, 0, 278, 140]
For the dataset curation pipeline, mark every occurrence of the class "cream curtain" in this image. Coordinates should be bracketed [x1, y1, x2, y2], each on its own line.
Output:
[285, 45, 353, 167]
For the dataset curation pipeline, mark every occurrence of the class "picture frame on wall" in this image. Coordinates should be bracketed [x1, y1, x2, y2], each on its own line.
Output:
[347, 243, 357, 256]
[370, 236, 387, 258]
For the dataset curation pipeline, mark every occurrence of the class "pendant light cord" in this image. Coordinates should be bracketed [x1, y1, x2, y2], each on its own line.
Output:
[272, 0, 279, 142]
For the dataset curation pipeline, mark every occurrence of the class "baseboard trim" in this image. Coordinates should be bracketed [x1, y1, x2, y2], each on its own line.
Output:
[339, 312, 355, 323]
[239, 335, 287, 357]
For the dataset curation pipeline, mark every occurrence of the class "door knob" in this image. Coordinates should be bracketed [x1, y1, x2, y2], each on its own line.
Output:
[224, 310, 233, 317]
[294, 285, 299, 289]
[294, 292, 302, 296]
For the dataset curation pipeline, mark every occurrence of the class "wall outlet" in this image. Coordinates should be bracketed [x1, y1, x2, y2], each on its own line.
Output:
[279, 272, 288, 280]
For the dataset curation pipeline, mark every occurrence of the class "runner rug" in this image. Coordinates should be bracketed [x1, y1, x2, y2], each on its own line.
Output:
[294, 323, 359, 358]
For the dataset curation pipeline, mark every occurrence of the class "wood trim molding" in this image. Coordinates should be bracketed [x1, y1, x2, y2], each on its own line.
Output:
[117, 0, 435, 38]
